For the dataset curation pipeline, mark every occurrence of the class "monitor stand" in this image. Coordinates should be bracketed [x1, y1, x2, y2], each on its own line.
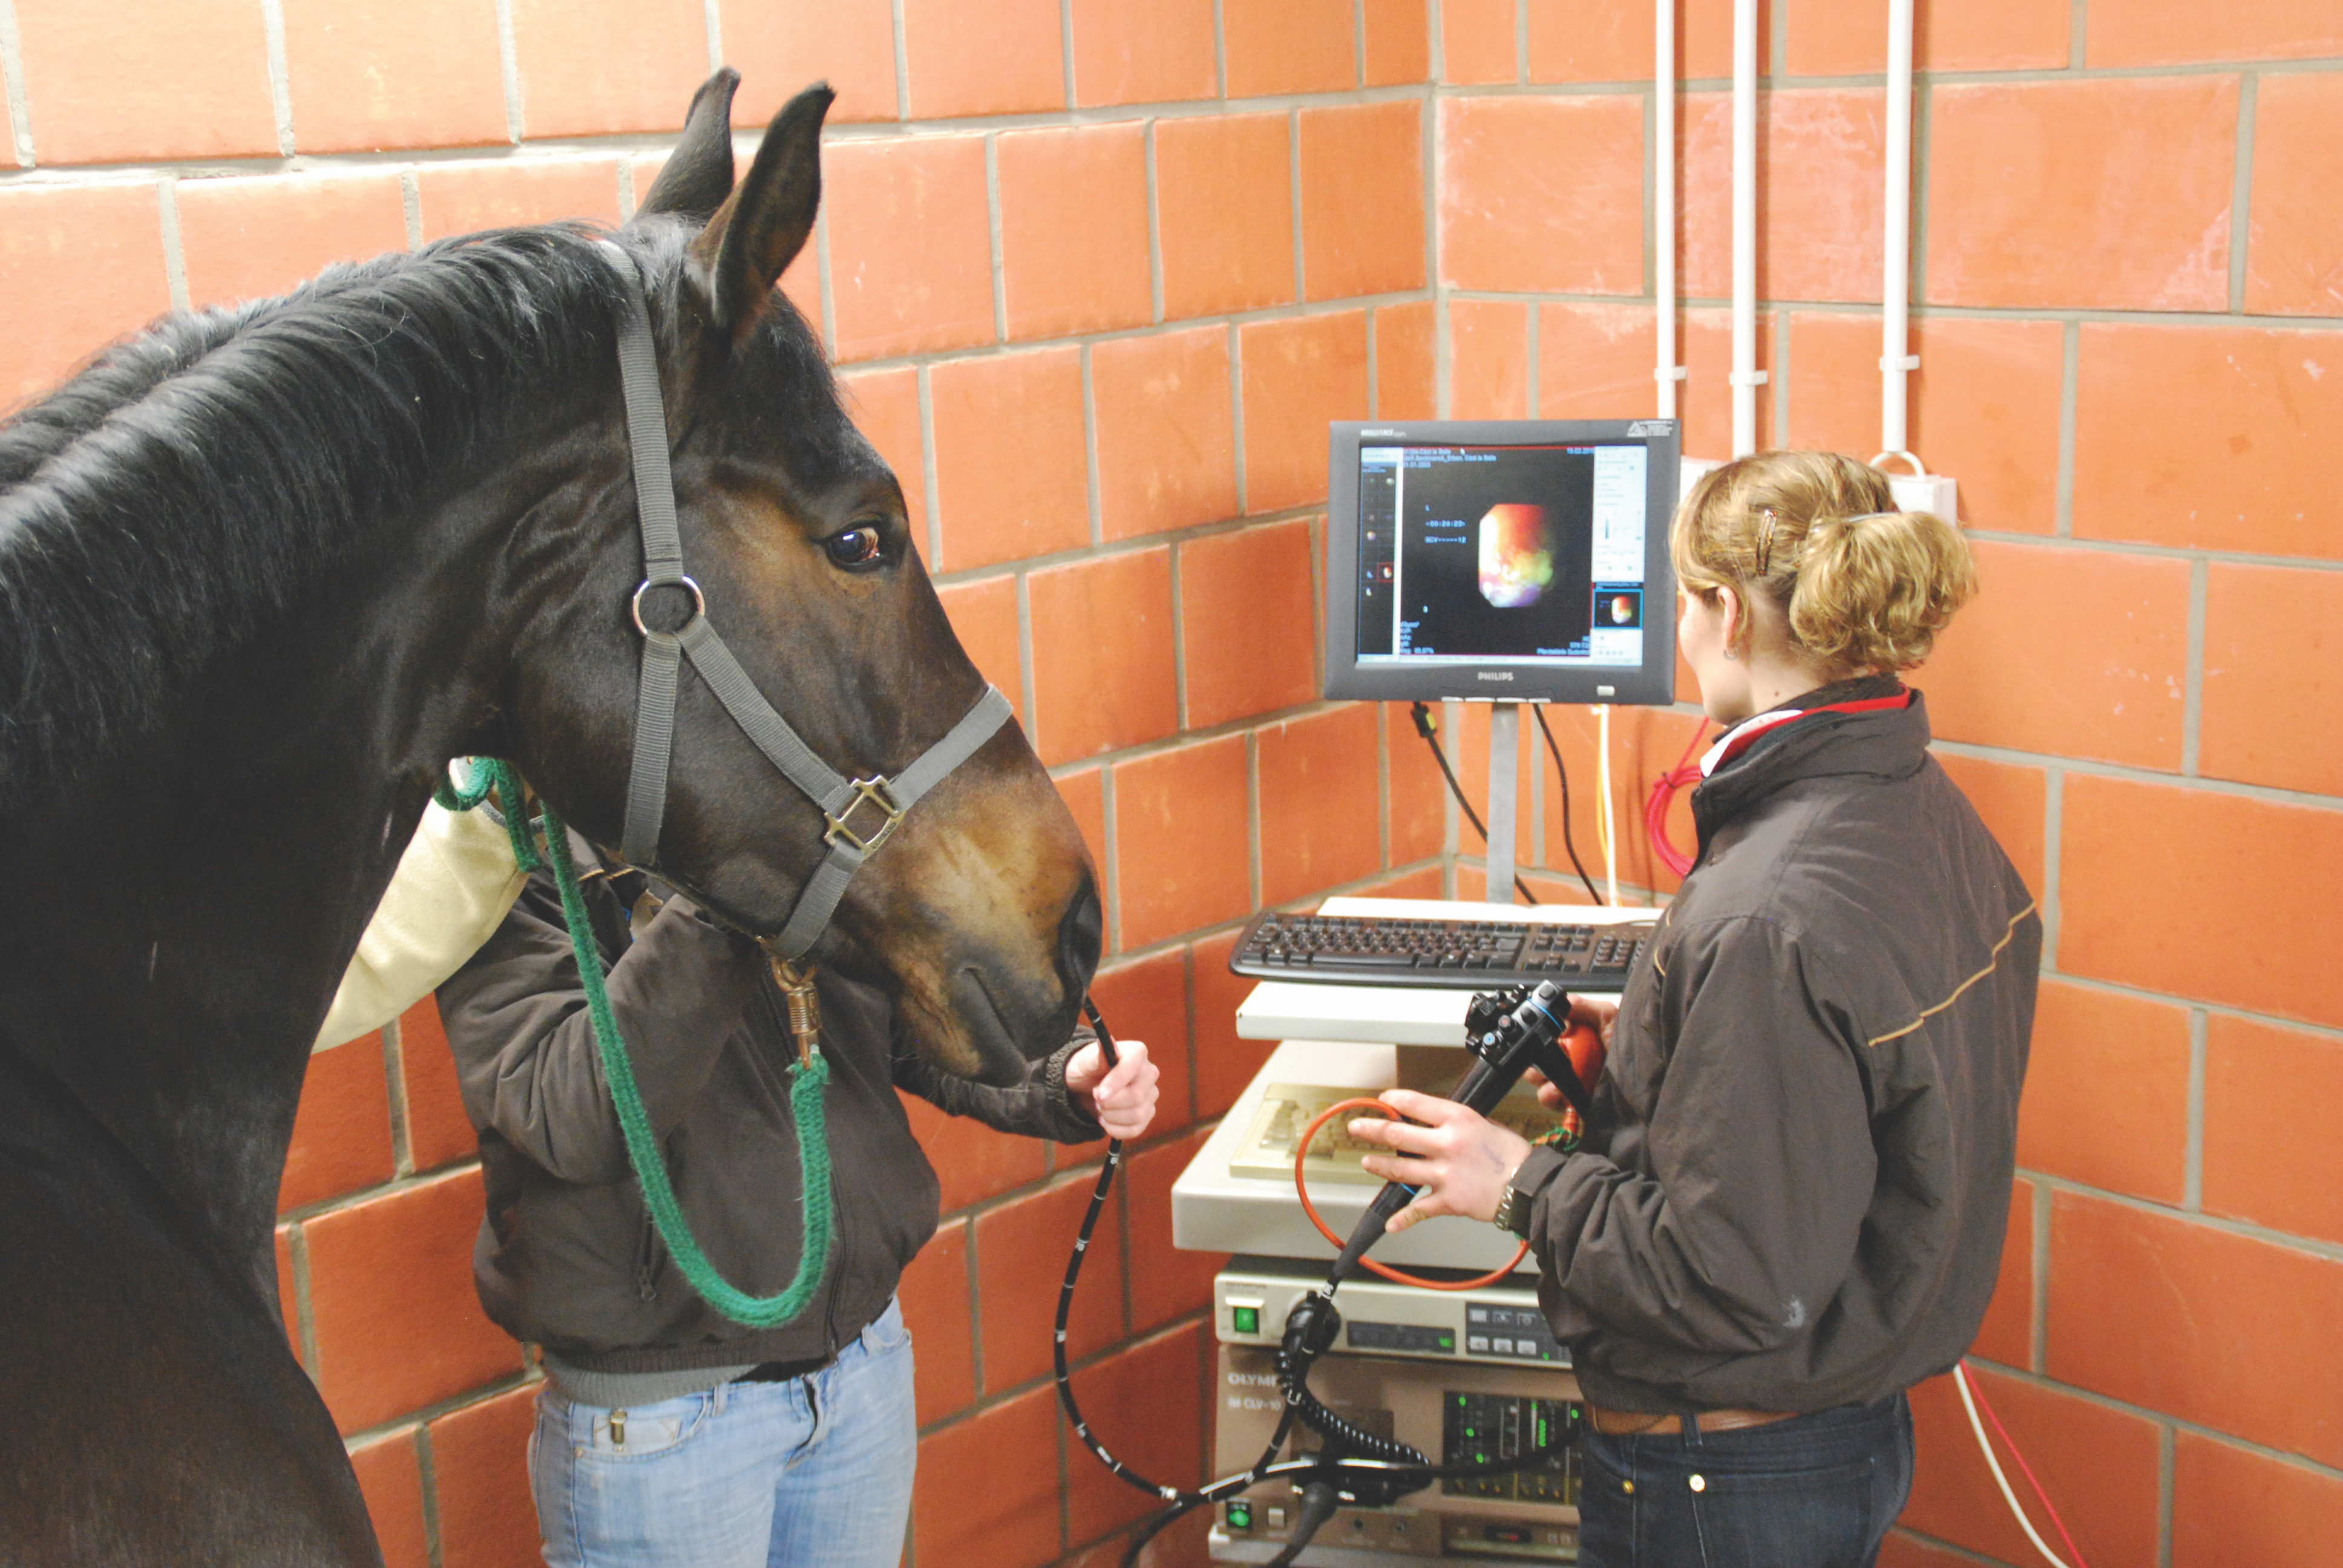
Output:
[1487, 701, 1520, 904]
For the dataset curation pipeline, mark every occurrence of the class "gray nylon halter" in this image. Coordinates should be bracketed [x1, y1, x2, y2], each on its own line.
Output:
[595, 240, 1012, 959]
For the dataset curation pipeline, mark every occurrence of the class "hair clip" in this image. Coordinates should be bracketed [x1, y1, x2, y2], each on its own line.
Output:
[1755, 508, 1781, 575]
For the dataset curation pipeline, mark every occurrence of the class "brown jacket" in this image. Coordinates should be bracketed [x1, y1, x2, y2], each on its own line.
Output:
[437, 849, 1099, 1375]
[1516, 684, 2039, 1414]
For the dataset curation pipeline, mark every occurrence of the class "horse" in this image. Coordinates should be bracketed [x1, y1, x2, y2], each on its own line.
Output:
[0, 70, 1099, 1566]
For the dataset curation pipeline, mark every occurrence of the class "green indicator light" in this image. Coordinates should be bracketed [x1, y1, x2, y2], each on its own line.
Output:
[1231, 1305, 1260, 1335]
[1227, 1501, 1254, 1530]
[1439, 1333, 1455, 1349]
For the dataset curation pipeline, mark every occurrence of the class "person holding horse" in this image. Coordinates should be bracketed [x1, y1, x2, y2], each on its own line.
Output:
[1342, 451, 2037, 1568]
[436, 826, 1156, 1568]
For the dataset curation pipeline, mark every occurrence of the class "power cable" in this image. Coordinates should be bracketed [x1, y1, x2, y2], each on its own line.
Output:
[1407, 701, 1539, 906]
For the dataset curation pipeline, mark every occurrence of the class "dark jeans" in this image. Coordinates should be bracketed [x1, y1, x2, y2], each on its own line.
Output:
[1575, 1393, 1913, 1568]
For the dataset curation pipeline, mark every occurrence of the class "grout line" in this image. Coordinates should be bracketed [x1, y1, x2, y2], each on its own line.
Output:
[416, 1422, 447, 1568]
[287, 1221, 320, 1375]
[917, 364, 942, 566]
[399, 169, 422, 250]
[258, 0, 295, 157]
[2157, 1421, 2177, 1568]
[0, 0, 29, 167]
[1143, 120, 1164, 324]
[1227, 322, 1249, 515]
[1212, 0, 1228, 99]
[1950, 528, 2343, 573]
[1911, 74, 1932, 322]
[703, 0, 724, 72]
[1366, 304, 1381, 417]
[1246, 731, 1263, 918]
[494, 0, 525, 145]
[814, 204, 838, 351]
[2030, 1178, 2051, 1373]
[2029, 966, 2343, 1045]
[2182, 558, 2206, 774]
[2019, 1168, 2343, 1261]
[1060, 0, 1078, 108]
[1522, 295, 1541, 417]
[614, 156, 635, 221]
[891, 0, 911, 122]
[1930, 735, 2343, 814]
[1773, 299, 1792, 445]
[1099, 763, 1122, 956]
[983, 134, 1006, 341]
[1883, 1527, 2016, 1568]
[1080, 343, 1103, 546]
[2229, 71, 2258, 315]
[2183, 1009, 2207, 1211]
[1377, 705, 1393, 870]
[2070, 0, 2088, 71]
[1288, 107, 1305, 303]
[1169, 538, 1191, 731]
[1013, 567, 1038, 736]
[963, 1214, 988, 1396]
[1963, 1353, 2343, 1485]
[382, 1018, 415, 1178]
[2039, 768, 2062, 969]
[1356, 0, 1369, 89]
[1515, 0, 1530, 86]
[2054, 320, 2079, 537]
[157, 178, 191, 313]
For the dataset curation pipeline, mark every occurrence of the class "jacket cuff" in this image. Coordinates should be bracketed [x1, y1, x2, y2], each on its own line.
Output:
[1502, 1145, 1573, 1238]
[1044, 1037, 1106, 1142]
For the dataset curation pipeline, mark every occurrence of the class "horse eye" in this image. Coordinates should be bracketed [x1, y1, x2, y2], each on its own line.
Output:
[824, 526, 884, 569]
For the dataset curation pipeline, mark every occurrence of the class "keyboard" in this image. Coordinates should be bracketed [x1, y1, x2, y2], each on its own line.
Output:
[1228, 1083, 1570, 1185]
[1231, 910, 1657, 991]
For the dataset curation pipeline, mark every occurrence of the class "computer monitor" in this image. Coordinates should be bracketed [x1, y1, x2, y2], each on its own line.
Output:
[1323, 419, 1683, 705]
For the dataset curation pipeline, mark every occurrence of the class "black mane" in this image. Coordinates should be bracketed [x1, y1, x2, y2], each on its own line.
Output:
[0, 223, 846, 815]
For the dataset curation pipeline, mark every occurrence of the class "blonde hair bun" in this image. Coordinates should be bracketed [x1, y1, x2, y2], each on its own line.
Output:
[1670, 450, 1978, 673]
[1789, 508, 1976, 670]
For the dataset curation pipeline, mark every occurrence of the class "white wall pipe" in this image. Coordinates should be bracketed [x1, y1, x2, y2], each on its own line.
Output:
[1729, 0, 1761, 457]
[1881, 0, 1918, 457]
[1655, 0, 1681, 420]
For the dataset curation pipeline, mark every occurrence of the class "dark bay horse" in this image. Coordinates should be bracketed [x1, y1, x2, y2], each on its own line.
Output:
[0, 71, 1098, 1565]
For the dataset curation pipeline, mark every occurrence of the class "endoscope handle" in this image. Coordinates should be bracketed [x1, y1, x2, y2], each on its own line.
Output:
[1329, 1053, 1513, 1282]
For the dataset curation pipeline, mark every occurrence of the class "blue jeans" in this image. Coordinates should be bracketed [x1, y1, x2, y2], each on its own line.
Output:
[529, 1299, 917, 1568]
[1576, 1393, 1913, 1568]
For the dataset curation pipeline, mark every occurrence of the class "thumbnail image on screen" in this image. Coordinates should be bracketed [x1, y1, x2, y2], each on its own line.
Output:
[1355, 442, 1649, 667]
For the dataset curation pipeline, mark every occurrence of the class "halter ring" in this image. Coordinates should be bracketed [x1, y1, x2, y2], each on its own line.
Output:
[631, 575, 706, 638]
[826, 777, 906, 855]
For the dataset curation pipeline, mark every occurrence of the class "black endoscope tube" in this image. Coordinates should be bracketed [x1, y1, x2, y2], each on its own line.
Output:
[1052, 998, 1294, 1517]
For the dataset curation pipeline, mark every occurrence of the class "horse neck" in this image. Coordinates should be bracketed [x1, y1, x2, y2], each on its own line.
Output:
[0, 420, 612, 1293]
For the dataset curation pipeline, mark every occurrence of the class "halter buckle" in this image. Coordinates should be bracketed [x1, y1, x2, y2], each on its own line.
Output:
[631, 576, 706, 638]
[825, 777, 906, 856]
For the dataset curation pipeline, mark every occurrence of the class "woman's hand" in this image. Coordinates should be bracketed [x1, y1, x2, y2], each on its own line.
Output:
[1064, 1039, 1159, 1140]
[1346, 1090, 1533, 1232]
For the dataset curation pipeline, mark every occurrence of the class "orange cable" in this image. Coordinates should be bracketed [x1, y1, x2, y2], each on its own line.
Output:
[1292, 1097, 1530, 1291]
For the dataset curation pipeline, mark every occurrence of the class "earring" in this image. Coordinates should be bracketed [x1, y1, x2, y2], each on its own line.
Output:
[1723, 646, 1738, 661]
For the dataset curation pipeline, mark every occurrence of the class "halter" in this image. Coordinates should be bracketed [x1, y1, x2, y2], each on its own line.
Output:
[594, 240, 1011, 959]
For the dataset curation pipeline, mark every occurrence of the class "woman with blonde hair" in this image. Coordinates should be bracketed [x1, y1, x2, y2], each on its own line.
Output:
[1349, 451, 2039, 1567]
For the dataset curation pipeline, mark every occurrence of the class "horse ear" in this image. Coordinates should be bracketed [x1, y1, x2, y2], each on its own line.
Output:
[688, 82, 833, 340]
[635, 68, 741, 221]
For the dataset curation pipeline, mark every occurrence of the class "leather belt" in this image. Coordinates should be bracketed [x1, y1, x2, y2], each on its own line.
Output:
[1586, 1404, 1797, 1437]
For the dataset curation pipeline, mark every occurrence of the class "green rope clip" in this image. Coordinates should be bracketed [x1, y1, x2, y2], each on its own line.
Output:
[438, 761, 833, 1329]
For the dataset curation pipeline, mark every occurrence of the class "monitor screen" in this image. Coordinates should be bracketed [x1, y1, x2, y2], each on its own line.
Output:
[1323, 419, 1682, 705]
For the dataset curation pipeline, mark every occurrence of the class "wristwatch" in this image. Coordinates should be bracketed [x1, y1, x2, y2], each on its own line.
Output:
[1492, 1147, 1567, 1239]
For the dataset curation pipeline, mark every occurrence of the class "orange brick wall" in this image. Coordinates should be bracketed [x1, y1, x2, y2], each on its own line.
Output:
[4, 4, 2339, 1568]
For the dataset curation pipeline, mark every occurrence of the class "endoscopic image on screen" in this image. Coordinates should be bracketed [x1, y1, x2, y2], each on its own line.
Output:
[1395, 447, 1595, 658]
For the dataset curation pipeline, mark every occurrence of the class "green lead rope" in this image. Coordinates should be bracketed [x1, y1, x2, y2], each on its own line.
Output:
[439, 760, 834, 1330]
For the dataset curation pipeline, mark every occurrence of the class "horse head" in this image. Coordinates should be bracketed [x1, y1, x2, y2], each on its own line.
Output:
[502, 73, 1099, 1085]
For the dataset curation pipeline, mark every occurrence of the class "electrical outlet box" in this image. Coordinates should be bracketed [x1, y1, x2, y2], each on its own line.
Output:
[1886, 470, 1958, 518]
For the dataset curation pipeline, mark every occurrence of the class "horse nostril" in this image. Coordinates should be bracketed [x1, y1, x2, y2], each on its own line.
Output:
[1057, 876, 1103, 993]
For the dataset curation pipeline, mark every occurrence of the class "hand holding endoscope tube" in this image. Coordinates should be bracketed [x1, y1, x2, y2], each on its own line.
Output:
[1348, 990, 1615, 1232]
